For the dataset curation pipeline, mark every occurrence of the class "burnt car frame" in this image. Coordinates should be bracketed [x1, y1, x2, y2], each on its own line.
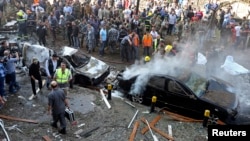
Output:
[57, 47, 110, 86]
[22, 44, 110, 86]
[117, 70, 250, 125]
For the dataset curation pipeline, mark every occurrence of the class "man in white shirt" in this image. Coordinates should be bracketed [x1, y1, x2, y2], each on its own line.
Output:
[167, 10, 177, 35]
[123, 8, 132, 22]
[150, 26, 160, 51]
[234, 22, 242, 49]
[63, 3, 73, 15]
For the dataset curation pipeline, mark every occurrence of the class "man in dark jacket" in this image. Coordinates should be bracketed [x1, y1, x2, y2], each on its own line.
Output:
[48, 81, 69, 134]
[28, 57, 43, 100]
[72, 21, 79, 48]
[66, 21, 73, 46]
[45, 53, 60, 89]
[36, 21, 47, 46]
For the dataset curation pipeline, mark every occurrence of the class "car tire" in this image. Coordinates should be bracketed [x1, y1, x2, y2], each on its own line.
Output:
[131, 94, 144, 104]
[208, 114, 219, 125]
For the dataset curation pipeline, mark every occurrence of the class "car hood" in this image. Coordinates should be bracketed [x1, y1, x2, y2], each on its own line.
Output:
[75, 56, 109, 79]
[201, 79, 237, 109]
[61, 46, 78, 56]
[23, 43, 54, 67]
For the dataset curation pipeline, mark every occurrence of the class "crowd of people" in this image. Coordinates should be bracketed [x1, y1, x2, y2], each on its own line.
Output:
[0, 0, 250, 135]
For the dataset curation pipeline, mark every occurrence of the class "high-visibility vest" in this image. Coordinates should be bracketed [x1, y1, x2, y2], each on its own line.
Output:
[132, 35, 139, 46]
[142, 34, 153, 47]
[55, 68, 70, 84]
[34, 0, 39, 5]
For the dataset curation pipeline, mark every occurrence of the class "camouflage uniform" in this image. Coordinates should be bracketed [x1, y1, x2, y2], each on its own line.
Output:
[73, 1, 81, 19]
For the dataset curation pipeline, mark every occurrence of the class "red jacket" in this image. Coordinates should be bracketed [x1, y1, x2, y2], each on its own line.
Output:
[196, 11, 203, 20]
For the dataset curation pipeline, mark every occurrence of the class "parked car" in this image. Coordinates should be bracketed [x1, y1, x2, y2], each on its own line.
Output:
[117, 69, 250, 125]
[0, 119, 10, 141]
[22, 44, 110, 86]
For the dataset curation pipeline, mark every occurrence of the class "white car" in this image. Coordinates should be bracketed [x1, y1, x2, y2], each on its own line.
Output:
[22, 44, 110, 86]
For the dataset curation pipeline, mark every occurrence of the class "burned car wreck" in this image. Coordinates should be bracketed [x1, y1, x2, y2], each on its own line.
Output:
[22, 44, 110, 86]
[117, 69, 250, 125]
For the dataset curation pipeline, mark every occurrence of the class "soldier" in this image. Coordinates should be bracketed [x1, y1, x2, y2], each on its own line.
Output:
[72, 0, 81, 19]
[16, 10, 28, 40]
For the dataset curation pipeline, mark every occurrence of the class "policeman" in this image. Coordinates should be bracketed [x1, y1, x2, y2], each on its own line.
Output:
[144, 18, 151, 31]
[16, 10, 28, 40]
[53, 62, 72, 96]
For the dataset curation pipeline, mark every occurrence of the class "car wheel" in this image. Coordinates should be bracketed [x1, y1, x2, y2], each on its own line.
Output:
[208, 114, 219, 125]
[131, 94, 144, 104]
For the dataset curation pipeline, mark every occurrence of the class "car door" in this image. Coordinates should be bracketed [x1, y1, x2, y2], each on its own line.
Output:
[164, 79, 203, 116]
[143, 76, 167, 105]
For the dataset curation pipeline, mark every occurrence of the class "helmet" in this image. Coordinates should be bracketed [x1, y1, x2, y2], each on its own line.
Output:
[144, 56, 150, 62]
[165, 45, 173, 53]
[16, 11, 23, 16]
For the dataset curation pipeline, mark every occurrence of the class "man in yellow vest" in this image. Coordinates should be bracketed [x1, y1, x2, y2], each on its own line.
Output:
[16, 10, 28, 40]
[53, 62, 72, 96]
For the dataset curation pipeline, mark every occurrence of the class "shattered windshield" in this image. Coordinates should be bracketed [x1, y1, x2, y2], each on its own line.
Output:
[181, 72, 207, 97]
[65, 54, 89, 67]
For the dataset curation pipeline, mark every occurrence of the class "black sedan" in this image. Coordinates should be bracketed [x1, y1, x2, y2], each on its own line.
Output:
[117, 70, 250, 125]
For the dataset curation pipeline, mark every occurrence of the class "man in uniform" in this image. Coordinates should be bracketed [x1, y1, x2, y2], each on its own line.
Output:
[72, 0, 81, 19]
[53, 62, 72, 96]
[16, 10, 28, 40]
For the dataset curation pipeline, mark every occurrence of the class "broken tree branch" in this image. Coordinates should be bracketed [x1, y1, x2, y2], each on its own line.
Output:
[141, 118, 174, 141]
[141, 115, 161, 134]
[0, 114, 39, 124]
[42, 135, 52, 141]
[129, 120, 140, 141]
[128, 110, 139, 129]
[100, 89, 111, 109]
[125, 101, 136, 108]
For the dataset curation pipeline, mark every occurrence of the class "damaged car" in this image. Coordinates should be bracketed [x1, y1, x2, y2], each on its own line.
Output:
[22, 44, 110, 86]
[117, 69, 250, 125]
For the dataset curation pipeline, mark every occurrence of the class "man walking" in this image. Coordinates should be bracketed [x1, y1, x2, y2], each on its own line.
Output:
[28, 57, 43, 100]
[48, 81, 69, 134]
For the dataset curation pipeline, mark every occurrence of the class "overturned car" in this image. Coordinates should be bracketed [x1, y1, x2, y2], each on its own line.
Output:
[22, 44, 110, 86]
[117, 68, 250, 125]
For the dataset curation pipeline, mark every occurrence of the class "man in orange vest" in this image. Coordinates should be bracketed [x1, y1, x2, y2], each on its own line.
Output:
[142, 30, 153, 56]
[131, 31, 140, 61]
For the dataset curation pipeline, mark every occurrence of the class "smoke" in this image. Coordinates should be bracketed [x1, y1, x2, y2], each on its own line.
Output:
[121, 37, 250, 117]
[122, 51, 194, 95]
[129, 73, 151, 95]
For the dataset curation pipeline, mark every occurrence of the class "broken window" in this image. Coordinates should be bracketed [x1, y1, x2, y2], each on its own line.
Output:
[168, 80, 185, 94]
[148, 76, 165, 89]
